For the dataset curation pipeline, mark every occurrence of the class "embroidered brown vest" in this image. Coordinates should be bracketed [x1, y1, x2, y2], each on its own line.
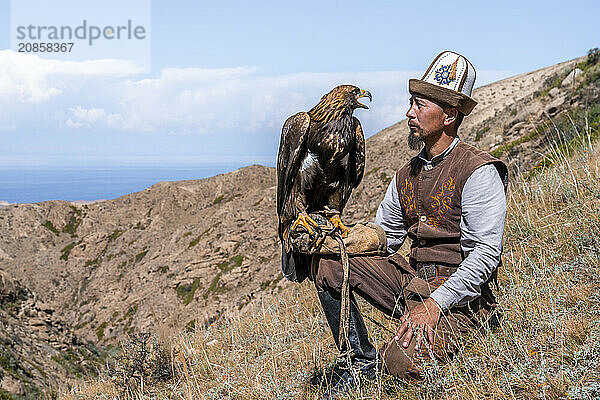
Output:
[395, 141, 508, 265]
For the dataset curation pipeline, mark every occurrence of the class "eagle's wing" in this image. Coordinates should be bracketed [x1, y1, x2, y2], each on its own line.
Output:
[350, 116, 366, 188]
[339, 117, 366, 210]
[276, 111, 311, 220]
[277, 112, 311, 283]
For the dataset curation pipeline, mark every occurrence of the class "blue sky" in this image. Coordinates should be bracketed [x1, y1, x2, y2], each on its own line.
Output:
[0, 0, 598, 167]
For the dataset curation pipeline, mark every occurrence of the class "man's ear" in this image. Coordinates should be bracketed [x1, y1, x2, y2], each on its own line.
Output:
[443, 107, 458, 127]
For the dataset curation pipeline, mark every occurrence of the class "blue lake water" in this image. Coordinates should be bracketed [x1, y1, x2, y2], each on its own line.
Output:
[0, 165, 246, 204]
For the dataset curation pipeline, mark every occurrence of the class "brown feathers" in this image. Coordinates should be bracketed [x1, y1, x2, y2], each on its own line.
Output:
[276, 85, 369, 281]
[309, 85, 369, 123]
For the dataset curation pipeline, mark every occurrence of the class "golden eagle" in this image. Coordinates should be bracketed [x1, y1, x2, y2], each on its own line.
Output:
[277, 85, 371, 282]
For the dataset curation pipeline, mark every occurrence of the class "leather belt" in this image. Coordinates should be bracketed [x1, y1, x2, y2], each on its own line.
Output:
[414, 262, 458, 280]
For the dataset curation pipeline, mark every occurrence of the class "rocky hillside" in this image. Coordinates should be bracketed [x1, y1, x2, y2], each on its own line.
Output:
[0, 271, 103, 398]
[1, 50, 599, 398]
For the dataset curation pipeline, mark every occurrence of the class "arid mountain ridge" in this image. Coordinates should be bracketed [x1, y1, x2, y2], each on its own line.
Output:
[1, 53, 598, 397]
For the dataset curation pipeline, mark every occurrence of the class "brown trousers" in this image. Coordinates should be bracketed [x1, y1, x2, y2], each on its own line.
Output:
[311, 253, 496, 377]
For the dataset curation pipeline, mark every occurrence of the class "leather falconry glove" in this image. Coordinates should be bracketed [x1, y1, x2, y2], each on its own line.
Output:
[289, 212, 387, 256]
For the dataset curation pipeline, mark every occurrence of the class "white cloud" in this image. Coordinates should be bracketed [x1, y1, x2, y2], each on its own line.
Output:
[0, 50, 513, 138]
[66, 106, 123, 128]
[103, 68, 425, 136]
[0, 50, 142, 104]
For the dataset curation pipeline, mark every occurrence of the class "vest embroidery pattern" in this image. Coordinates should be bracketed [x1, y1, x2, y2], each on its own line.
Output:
[426, 176, 455, 227]
[399, 178, 417, 219]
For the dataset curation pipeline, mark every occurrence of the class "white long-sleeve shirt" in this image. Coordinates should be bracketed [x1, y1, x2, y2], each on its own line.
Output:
[374, 137, 507, 311]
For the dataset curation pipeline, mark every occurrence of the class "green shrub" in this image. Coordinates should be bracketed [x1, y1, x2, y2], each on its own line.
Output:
[216, 255, 244, 273]
[42, 221, 59, 235]
[176, 279, 202, 305]
[204, 273, 225, 299]
[96, 322, 107, 341]
[585, 66, 600, 84]
[364, 167, 380, 177]
[63, 206, 82, 237]
[379, 172, 391, 184]
[135, 249, 148, 263]
[578, 47, 600, 71]
[125, 305, 138, 317]
[188, 228, 210, 248]
[213, 195, 225, 204]
[60, 242, 77, 261]
[588, 47, 600, 64]
[475, 126, 490, 141]
[230, 255, 244, 268]
[84, 258, 100, 268]
[491, 128, 541, 158]
[108, 229, 124, 242]
[538, 74, 563, 98]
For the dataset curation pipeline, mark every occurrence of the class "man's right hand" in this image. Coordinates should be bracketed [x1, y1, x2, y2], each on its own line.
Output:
[394, 297, 441, 351]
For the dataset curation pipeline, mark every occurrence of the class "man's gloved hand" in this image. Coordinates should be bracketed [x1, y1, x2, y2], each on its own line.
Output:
[316, 222, 387, 255]
[289, 216, 387, 256]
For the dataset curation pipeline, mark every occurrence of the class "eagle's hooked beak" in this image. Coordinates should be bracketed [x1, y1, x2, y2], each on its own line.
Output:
[356, 89, 372, 109]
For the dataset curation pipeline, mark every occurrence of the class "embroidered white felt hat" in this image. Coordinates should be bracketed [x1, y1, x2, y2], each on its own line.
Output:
[409, 51, 477, 115]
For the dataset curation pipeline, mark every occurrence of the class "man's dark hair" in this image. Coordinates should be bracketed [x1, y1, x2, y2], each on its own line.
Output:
[435, 98, 464, 132]
[454, 111, 464, 131]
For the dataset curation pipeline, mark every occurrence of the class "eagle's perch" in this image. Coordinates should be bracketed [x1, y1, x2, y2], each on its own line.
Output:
[276, 85, 371, 282]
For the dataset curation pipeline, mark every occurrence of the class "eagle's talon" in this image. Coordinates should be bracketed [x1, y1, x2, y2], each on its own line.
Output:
[290, 212, 321, 237]
[329, 214, 350, 238]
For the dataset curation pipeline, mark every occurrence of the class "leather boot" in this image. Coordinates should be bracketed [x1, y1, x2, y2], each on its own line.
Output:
[317, 290, 379, 399]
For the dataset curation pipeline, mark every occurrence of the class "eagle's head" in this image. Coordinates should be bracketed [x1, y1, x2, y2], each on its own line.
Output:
[324, 85, 372, 110]
[309, 85, 372, 122]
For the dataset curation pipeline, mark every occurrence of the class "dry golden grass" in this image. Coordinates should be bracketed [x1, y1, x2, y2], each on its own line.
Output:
[63, 127, 600, 400]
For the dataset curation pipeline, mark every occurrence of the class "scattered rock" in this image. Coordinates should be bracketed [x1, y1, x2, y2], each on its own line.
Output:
[545, 96, 566, 116]
[0, 270, 27, 304]
[561, 68, 584, 88]
[220, 241, 239, 254]
[80, 311, 96, 324]
[548, 87, 560, 98]
[0, 276, 103, 398]
[1, 375, 25, 396]
[508, 121, 528, 136]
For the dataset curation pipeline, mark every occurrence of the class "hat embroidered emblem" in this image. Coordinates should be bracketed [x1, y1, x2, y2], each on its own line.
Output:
[434, 58, 459, 85]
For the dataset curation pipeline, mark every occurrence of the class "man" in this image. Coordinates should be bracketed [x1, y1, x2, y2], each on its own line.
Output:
[312, 51, 508, 398]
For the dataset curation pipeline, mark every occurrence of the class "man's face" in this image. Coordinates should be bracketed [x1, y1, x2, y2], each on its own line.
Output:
[405, 95, 446, 150]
